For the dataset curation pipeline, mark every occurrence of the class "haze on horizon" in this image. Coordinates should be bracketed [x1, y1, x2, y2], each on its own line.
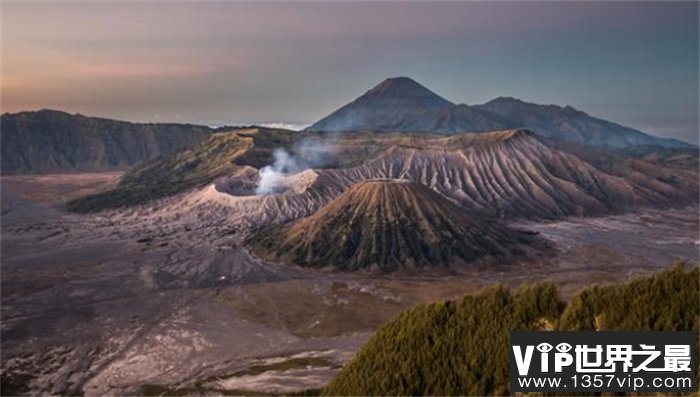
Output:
[2, 1, 698, 144]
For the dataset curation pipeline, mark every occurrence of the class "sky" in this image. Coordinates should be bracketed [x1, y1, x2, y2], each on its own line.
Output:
[2, 1, 698, 143]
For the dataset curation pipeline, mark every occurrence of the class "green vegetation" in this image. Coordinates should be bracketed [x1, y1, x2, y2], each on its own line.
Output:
[324, 263, 699, 396]
[66, 131, 252, 212]
[561, 265, 698, 331]
[232, 128, 298, 169]
[64, 127, 316, 212]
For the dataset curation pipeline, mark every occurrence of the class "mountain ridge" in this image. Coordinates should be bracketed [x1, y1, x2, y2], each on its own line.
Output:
[474, 96, 693, 148]
[307, 77, 459, 133]
[66, 129, 697, 220]
[1, 109, 213, 174]
[306, 77, 694, 149]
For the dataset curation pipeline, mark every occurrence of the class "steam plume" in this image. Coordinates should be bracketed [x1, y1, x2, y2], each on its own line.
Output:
[255, 136, 336, 195]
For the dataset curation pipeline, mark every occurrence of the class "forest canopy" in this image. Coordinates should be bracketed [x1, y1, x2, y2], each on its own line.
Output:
[324, 263, 699, 396]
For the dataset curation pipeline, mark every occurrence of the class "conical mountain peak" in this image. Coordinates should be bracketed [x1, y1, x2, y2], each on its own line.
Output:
[246, 179, 542, 271]
[305, 77, 459, 133]
[361, 77, 451, 104]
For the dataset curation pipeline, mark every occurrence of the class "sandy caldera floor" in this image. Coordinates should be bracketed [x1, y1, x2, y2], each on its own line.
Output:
[1, 172, 698, 396]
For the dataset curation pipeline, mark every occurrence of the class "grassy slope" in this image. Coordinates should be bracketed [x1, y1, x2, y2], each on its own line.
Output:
[63, 127, 329, 213]
[65, 131, 253, 212]
[324, 263, 699, 396]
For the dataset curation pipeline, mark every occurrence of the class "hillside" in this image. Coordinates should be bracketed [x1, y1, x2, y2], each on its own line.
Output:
[1, 110, 212, 174]
[324, 263, 699, 396]
[246, 179, 544, 271]
[618, 145, 699, 170]
[306, 77, 692, 149]
[433, 103, 509, 133]
[68, 129, 698, 222]
[319, 130, 697, 219]
[65, 130, 253, 212]
[475, 97, 691, 149]
[64, 127, 310, 213]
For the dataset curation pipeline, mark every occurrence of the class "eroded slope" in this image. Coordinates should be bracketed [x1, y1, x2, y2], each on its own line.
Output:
[247, 179, 545, 271]
[319, 130, 697, 219]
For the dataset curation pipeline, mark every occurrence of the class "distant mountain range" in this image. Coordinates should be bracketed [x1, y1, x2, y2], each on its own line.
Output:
[306, 77, 693, 149]
[1, 110, 211, 174]
[1, 79, 694, 174]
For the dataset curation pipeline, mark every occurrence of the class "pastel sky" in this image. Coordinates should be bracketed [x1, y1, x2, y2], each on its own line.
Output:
[2, 1, 698, 143]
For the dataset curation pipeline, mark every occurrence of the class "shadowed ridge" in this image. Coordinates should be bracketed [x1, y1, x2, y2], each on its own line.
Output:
[1, 109, 212, 174]
[475, 97, 694, 149]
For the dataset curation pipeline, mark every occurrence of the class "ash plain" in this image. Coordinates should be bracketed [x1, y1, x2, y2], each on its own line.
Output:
[1, 172, 697, 395]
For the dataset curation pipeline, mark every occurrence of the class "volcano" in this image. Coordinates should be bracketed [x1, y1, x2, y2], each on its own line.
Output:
[305, 77, 692, 149]
[306, 77, 504, 133]
[246, 179, 544, 272]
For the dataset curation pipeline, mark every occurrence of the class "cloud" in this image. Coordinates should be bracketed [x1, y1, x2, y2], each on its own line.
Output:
[259, 122, 310, 131]
[65, 62, 205, 77]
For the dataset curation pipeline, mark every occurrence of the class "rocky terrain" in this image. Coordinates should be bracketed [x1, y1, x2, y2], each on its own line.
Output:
[1, 91, 698, 395]
[247, 179, 546, 271]
[69, 128, 697, 224]
[1, 170, 697, 395]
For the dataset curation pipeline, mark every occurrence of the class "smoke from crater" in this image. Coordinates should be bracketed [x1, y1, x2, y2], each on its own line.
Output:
[255, 136, 337, 195]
